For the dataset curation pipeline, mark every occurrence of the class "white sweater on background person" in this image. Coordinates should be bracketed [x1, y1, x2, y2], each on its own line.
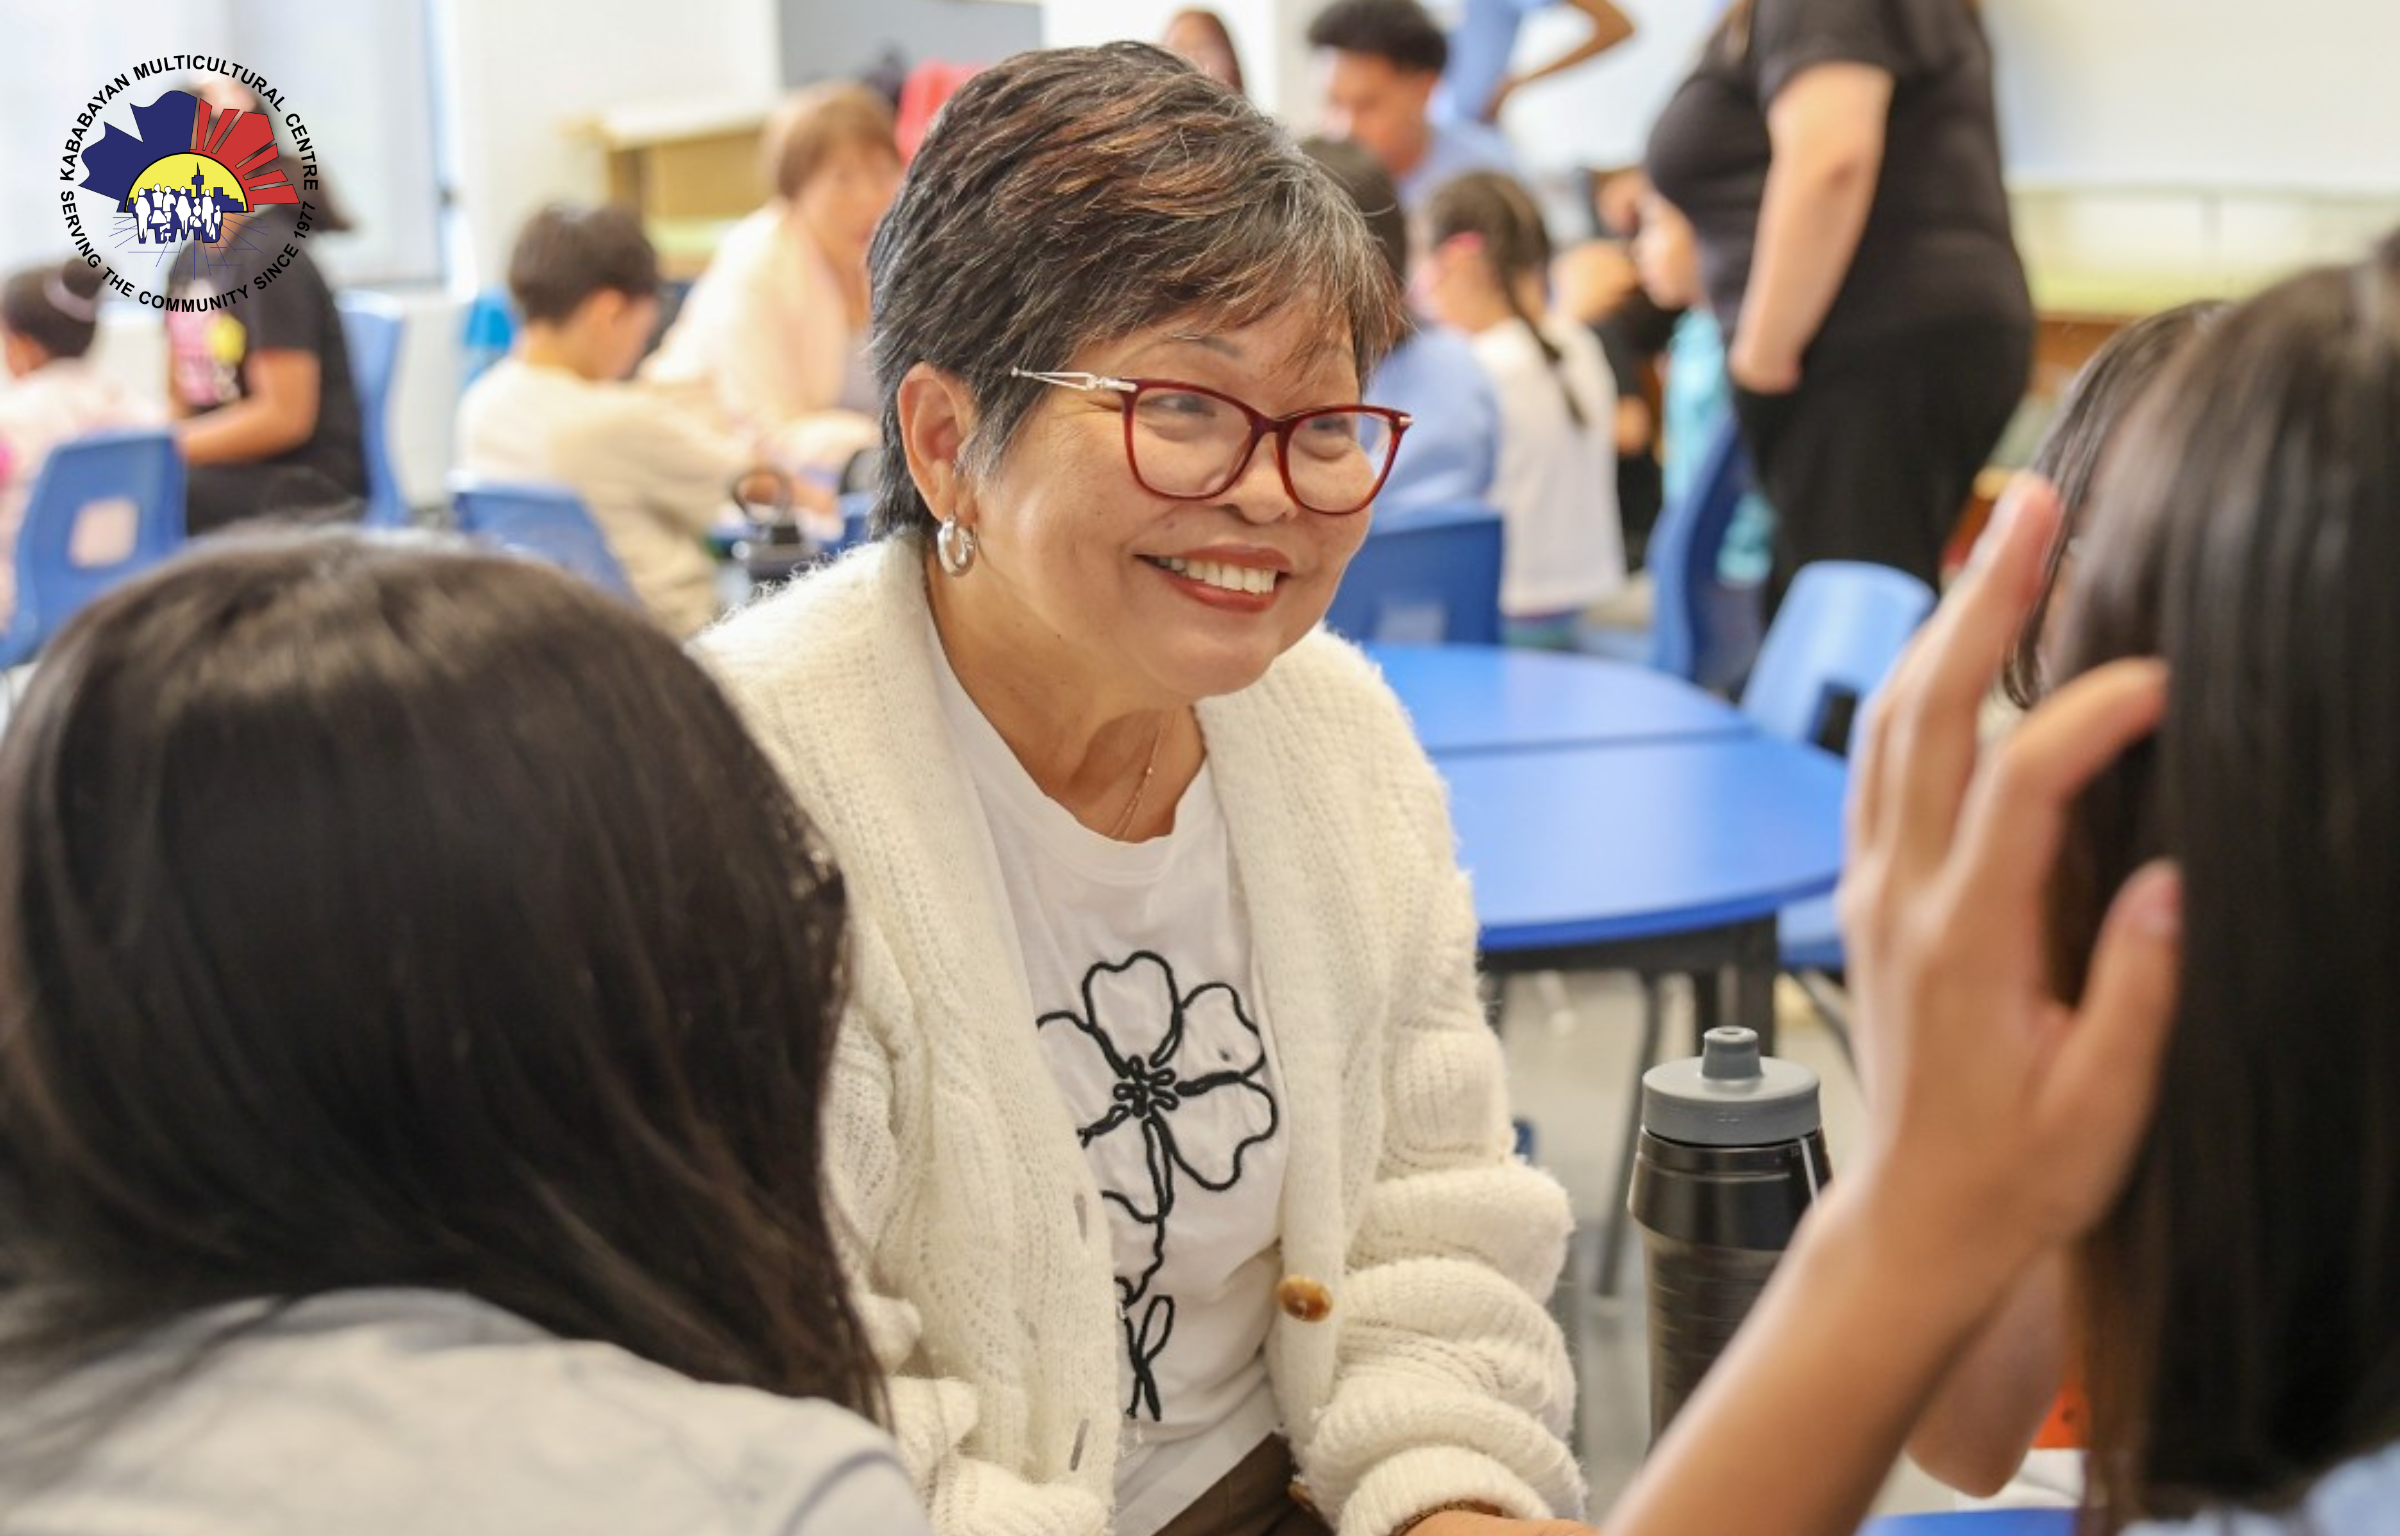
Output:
[698, 538, 1581, 1536]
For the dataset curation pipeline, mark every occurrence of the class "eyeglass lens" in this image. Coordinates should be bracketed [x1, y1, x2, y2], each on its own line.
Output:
[1128, 386, 1395, 513]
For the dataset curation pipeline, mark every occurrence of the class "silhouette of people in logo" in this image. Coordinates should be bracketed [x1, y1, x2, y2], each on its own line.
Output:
[127, 170, 238, 247]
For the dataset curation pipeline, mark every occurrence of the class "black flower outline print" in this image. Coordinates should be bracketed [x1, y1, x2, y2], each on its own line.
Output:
[1036, 950, 1279, 1420]
[1125, 1295, 1175, 1421]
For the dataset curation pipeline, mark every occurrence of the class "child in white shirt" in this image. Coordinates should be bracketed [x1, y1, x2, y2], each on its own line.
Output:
[457, 205, 797, 636]
[1417, 169, 1626, 647]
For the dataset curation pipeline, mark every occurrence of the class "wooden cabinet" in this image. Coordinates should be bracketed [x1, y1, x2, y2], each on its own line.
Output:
[580, 102, 770, 279]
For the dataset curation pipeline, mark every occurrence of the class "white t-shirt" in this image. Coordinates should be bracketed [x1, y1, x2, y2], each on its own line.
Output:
[1469, 314, 1628, 617]
[455, 358, 748, 637]
[931, 633, 1289, 1536]
[0, 1288, 927, 1536]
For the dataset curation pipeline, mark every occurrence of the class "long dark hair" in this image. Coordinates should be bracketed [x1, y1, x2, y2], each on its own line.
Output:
[2000, 301, 2223, 707]
[2048, 234, 2400, 1527]
[1425, 169, 1587, 427]
[0, 533, 882, 1428]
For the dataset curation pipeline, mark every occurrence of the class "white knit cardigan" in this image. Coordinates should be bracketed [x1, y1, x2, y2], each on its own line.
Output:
[699, 539, 1582, 1536]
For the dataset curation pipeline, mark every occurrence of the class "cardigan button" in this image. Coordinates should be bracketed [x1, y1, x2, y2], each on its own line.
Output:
[1276, 1275, 1333, 1322]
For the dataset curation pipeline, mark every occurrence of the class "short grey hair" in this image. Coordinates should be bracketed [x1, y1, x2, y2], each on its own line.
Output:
[865, 42, 1405, 539]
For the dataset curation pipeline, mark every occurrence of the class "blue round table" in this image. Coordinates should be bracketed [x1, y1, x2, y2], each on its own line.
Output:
[1441, 732, 1848, 1294]
[1443, 735, 1847, 958]
[1368, 642, 1750, 755]
[1861, 1513, 2074, 1535]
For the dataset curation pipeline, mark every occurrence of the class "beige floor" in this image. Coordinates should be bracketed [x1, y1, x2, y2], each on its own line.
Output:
[1496, 968, 1956, 1519]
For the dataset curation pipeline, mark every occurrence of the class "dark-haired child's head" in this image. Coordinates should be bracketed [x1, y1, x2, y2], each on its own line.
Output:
[2000, 300, 2223, 706]
[0, 531, 879, 1420]
[505, 204, 662, 381]
[2, 262, 106, 378]
[1418, 171, 1556, 342]
[1299, 135, 1408, 290]
[2043, 237, 2400, 1527]
[1308, 0, 1447, 182]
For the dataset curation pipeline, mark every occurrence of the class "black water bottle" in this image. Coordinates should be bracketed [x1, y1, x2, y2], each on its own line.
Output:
[1630, 1025, 1831, 1441]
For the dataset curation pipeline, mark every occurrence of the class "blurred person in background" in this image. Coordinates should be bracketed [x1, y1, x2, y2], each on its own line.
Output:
[1644, 0, 2029, 612]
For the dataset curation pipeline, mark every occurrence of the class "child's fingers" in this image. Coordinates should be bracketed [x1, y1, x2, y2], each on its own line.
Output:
[1866, 478, 2062, 881]
[1942, 657, 2169, 949]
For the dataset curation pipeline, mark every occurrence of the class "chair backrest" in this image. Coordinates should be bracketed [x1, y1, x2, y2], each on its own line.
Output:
[1, 429, 187, 666]
[450, 477, 638, 604]
[1321, 503, 1503, 646]
[1645, 411, 1751, 681]
[1740, 560, 1936, 752]
[830, 490, 874, 556]
[336, 291, 409, 528]
[459, 287, 516, 391]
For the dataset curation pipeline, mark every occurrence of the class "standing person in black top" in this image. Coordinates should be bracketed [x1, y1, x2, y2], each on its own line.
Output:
[165, 79, 366, 533]
[1644, 0, 2030, 611]
[167, 199, 366, 533]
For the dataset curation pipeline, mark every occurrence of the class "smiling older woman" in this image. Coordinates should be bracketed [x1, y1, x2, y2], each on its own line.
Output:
[701, 43, 1580, 1536]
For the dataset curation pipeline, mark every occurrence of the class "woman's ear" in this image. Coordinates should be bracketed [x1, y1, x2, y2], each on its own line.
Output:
[896, 363, 980, 522]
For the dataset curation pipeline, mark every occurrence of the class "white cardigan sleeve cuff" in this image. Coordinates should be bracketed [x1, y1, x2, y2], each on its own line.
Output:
[1334, 1444, 1552, 1536]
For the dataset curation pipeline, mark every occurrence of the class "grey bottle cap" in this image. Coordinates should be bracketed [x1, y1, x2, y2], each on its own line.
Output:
[1640, 1026, 1821, 1147]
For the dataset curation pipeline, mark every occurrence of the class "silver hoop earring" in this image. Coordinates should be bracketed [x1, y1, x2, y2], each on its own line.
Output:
[936, 516, 979, 578]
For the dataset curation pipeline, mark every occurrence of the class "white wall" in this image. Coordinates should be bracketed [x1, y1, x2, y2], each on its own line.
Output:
[1036, 0, 1711, 170]
[1495, 1, 1715, 175]
[1042, 0, 2400, 284]
[1987, 0, 2400, 195]
[433, 0, 783, 292]
[783, 0, 1042, 84]
[372, 0, 783, 503]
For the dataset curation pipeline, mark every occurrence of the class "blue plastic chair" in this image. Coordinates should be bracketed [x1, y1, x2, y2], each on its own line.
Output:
[1739, 560, 1937, 1050]
[459, 287, 516, 390]
[450, 478, 638, 604]
[0, 429, 186, 667]
[1646, 414, 1754, 681]
[1583, 411, 1753, 684]
[1322, 503, 1503, 645]
[1741, 560, 1936, 752]
[336, 291, 410, 529]
[830, 490, 873, 555]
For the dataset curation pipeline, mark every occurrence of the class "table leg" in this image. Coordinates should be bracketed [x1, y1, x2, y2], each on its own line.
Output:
[1477, 968, 1505, 1034]
[1731, 918, 1779, 1056]
[1692, 968, 1724, 1037]
[1598, 972, 1667, 1298]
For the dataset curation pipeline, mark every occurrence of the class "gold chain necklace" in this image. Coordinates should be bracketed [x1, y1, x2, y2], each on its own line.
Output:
[1106, 715, 1169, 841]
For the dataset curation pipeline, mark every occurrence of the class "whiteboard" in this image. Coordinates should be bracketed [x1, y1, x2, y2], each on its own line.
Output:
[1505, 0, 2400, 196]
[1985, 0, 2400, 193]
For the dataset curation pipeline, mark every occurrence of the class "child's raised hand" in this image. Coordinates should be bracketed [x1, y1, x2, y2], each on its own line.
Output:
[1837, 475, 2182, 1280]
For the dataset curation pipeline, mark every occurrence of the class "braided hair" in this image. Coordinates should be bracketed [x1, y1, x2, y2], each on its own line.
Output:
[1424, 170, 1584, 427]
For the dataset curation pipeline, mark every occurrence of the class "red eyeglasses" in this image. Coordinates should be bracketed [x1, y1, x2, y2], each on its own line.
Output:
[1011, 368, 1412, 516]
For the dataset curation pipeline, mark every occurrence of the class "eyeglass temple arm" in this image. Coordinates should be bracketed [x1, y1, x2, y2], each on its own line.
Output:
[1005, 367, 1138, 394]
